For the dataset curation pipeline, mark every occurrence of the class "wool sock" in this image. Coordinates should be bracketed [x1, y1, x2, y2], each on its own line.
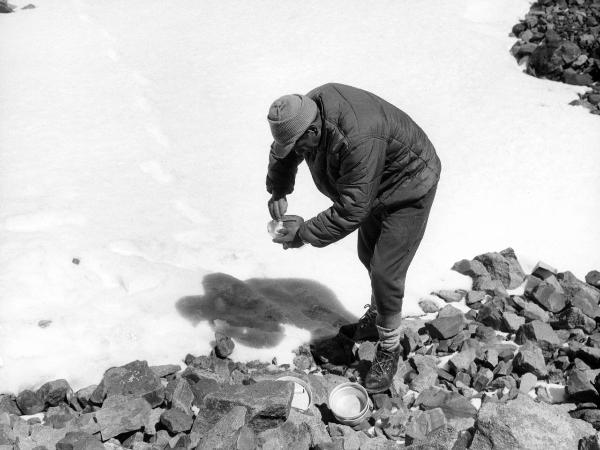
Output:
[376, 324, 401, 352]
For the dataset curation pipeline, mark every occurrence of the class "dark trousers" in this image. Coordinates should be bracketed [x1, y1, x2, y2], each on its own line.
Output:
[357, 185, 437, 321]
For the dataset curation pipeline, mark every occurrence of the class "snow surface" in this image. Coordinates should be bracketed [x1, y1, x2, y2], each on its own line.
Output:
[1, 0, 599, 394]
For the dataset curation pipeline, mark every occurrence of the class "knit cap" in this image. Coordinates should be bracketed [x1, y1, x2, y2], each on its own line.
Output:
[267, 94, 318, 158]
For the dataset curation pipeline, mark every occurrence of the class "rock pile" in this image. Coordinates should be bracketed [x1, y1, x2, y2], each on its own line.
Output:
[1, 248, 600, 449]
[509, 0, 600, 114]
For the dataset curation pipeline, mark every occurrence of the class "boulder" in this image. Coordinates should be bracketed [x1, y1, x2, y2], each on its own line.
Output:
[474, 248, 526, 289]
[570, 409, 600, 431]
[515, 320, 561, 353]
[513, 342, 548, 378]
[451, 259, 489, 279]
[567, 369, 599, 403]
[501, 312, 525, 333]
[16, 390, 45, 415]
[160, 408, 194, 434]
[553, 307, 597, 334]
[418, 298, 440, 313]
[449, 348, 477, 374]
[56, 432, 104, 450]
[170, 378, 193, 414]
[74, 386, 97, 409]
[466, 291, 487, 306]
[531, 281, 567, 313]
[203, 380, 293, 432]
[405, 408, 447, 443]
[414, 387, 477, 419]
[532, 262, 558, 280]
[425, 305, 465, 340]
[91, 360, 164, 407]
[586, 271, 600, 289]
[0, 395, 21, 415]
[559, 271, 600, 305]
[149, 365, 181, 378]
[476, 304, 504, 329]
[471, 394, 595, 449]
[94, 397, 151, 441]
[37, 380, 72, 407]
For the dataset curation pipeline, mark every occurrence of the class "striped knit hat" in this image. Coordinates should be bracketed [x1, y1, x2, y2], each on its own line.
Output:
[268, 94, 318, 158]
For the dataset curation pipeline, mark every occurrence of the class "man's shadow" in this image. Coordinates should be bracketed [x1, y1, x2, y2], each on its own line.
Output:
[176, 272, 357, 348]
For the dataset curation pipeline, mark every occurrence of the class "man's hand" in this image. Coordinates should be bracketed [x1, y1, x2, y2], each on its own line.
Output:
[272, 215, 304, 249]
[268, 195, 288, 220]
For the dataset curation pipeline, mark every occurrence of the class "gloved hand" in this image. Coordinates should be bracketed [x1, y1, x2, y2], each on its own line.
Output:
[268, 194, 288, 220]
[272, 215, 304, 249]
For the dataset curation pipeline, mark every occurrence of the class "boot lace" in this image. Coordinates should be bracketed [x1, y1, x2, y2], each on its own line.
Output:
[370, 346, 396, 377]
[358, 304, 377, 328]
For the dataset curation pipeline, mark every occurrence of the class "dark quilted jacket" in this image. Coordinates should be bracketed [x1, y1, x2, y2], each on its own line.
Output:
[266, 83, 441, 247]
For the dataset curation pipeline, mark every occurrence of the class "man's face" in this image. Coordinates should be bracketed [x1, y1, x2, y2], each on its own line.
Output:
[293, 125, 320, 157]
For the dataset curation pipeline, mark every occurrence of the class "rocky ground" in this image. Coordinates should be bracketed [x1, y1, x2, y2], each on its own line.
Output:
[1, 249, 600, 449]
[510, 0, 600, 114]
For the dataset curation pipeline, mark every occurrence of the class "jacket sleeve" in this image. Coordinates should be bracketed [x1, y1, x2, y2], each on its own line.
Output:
[266, 142, 303, 198]
[298, 138, 386, 247]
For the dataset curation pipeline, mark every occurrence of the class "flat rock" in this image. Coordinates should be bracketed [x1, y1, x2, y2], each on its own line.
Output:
[414, 387, 477, 419]
[426, 305, 465, 339]
[203, 380, 293, 432]
[434, 290, 465, 303]
[471, 394, 595, 449]
[91, 360, 164, 407]
[95, 397, 151, 441]
[513, 341, 548, 378]
[149, 365, 181, 378]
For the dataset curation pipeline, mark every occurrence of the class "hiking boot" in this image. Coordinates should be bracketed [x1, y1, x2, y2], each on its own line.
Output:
[339, 304, 379, 342]
[364, 343, 401, 393]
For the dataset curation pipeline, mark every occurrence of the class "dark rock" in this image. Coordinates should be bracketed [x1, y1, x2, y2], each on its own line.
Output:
[571, 409, 600, 431]
[203, 380, 293, 432]
[521, 300, 550, 323]
[426, 305, 465, 340]
[553, 307, 597, 334]
[586, 271, 600, 289]
[160, 408, 193, 434]
[37, 380, 72, 407]
[95, 397, 151, 441]
[490, 375, 517, 391]
[21, 4, 35, 10]
[476, 304, 504, 329]
[501, 312, 525, 333]
[532, 261, 558, 280]
[578, 347, 600, 369]
[513, 341, 548, 378]
[473, 277, 508, 297]
[568, 369, 599, 403]
[475, 325, 498, 344]
[474, 248, 526, 289]
[579, 434, 600, 450]
[472, 394, 595, 449]
[0, 1, 14, 13]
[531, 281, 567, 313]
[529, 40, 582, 78]
[515, 320, 561, 353]
[214, 332, 235, 359]
[559, 271, 600, 306]
[16, 390, 45, 415]
[564, 68, 594, 85]
[91, 360, 164, 407]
